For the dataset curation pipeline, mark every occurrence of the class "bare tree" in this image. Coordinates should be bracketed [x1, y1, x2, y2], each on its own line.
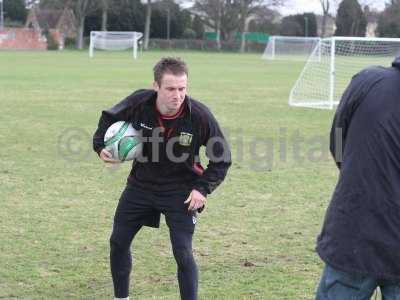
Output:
[100, 0, 109, 31]
[238, 0, 260, 52]
[25, 0, 40, 8]
[144, 0, 151, 50]
[239, 0, 283, 52]
[320, 0, 373, 37]
[39, 0, 64, 9]
[320, 0, 335, 37]
[192, 0, 224, 49]
[70, 0, 97, 49]
[40, 0, 98, 49]
[193, 0, 283, 51]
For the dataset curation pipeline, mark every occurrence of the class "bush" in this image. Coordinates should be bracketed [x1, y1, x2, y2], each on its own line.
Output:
[64, 37, 76, 49]
[43, 29, 59, 50]
[183, 29, 196, 39]
[148, 38, 266, 53]
[4, 18, 24, 28]
[47, 34, 59, 50]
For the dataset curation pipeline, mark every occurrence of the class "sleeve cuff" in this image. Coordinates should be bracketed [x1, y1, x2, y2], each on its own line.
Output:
[193, 186, 208, 198]
[95, 147, 104, 156]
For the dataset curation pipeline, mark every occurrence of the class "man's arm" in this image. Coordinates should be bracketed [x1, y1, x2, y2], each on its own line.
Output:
[330, 68, 385, 169]
[93, 98, 133, 155]
[93, 90, 149, 155]
[185, 109, 231, 211]
[192, 110, 232, 197]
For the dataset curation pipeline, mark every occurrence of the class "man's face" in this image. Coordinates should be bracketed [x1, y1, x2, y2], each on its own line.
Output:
[154, 73, 187, 115]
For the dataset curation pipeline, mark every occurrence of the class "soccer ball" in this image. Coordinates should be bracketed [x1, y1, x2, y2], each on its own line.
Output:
[104, 121, 143, 162]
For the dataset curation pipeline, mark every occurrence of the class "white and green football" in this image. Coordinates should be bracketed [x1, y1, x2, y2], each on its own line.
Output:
[104, 121, 143, 162]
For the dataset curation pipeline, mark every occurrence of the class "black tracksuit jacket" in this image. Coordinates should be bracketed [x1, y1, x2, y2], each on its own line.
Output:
[93, 89, 231, 197]
[317, 57, 400, 280]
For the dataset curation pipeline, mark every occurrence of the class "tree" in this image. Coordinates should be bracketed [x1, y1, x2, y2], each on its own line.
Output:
[72, 0, 98, 49]
[319, 0, 375, 37]
[192, 15, 204, 38]
[4, 0, 27, 24]
[85, 0, 191, 39]
[25, 0, 40, 9]
[108, 0, 144, 32]
[248, 6, 280, 35]
[238, 0, 287, 52]
[40, 0, 98, 49]
[238, 0, 263, 52]
[141, 0, 151, 49]
[302, 13, 317, 36]
[319, 0, 334, 37]
[150, 0, 190, 38]
[193, 0, 249, 48]
[335, 0, 367, 36]
[100, 0, 109, 30]
[279, 13, 317, 37]
[178, 9, 192, 38]
[41, 0, 97, 49]
[280, 15, 302, 35]
[39, 0, 65, 10]
[376, 0, 400, 37]
[192, 0, 284, 51]
[192, 0, 224, 49]
[219, 0, 239, 41]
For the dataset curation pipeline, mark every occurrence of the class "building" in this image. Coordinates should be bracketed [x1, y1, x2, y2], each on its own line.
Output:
[0, 6, 76, 50]
[25, 6, 77, 50]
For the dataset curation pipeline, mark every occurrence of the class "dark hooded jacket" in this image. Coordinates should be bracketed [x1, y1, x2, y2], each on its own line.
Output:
[317, 57, 400, 279]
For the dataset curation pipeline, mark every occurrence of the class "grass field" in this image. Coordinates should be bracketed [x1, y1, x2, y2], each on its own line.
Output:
[0, 50, 339, 299]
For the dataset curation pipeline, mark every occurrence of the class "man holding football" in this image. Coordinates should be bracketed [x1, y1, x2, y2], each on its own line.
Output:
[93, 57, 231, 300]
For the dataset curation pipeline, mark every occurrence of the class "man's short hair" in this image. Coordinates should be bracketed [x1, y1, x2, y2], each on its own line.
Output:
[153, 57, 188, 86]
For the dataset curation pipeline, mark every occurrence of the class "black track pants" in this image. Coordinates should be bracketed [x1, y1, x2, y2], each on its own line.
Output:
[110, 224, 198, 300]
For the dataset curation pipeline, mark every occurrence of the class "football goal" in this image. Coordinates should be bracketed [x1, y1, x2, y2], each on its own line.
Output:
[262, 36, 321, 61]
[289, 36, 400, 109]
[89, 31, 143, 59]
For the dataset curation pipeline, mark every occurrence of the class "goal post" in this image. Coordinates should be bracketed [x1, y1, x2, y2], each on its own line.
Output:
[262, 36, 321, 61]
[289, 36, 400, 109]
[89, 31, 143, 59]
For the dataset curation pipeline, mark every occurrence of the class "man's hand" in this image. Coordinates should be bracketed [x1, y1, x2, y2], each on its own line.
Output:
[184, 189, 206, 211]
[99, 148, 121, 164]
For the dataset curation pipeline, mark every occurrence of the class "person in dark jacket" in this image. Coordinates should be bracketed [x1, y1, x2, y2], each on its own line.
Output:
[93, 57, 231, 300]
[315, 57, 400, 299]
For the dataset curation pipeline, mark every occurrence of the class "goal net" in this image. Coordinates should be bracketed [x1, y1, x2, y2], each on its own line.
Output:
[89, 31, 143, 59]
[289, 37, 400, 109]
[262, 36, 321, 61]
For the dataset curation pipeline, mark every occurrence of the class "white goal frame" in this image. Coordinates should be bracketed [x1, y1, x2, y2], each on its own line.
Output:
[289, 36, 400, 109]
[89, 31, 143, 59]
[262, 36, 321, 61]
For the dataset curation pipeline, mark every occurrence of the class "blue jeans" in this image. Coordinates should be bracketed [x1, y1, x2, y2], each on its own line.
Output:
[316, 264, 400, 300]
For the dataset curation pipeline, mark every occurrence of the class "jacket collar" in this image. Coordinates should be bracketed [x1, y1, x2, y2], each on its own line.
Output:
[144, 91, 192, 119]
[139, 91, 192, 131]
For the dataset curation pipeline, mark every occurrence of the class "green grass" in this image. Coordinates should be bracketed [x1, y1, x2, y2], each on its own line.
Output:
[1, 50, 339, 299]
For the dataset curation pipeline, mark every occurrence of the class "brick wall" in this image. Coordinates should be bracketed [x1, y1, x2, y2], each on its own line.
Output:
[0, 28, 47, 50]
